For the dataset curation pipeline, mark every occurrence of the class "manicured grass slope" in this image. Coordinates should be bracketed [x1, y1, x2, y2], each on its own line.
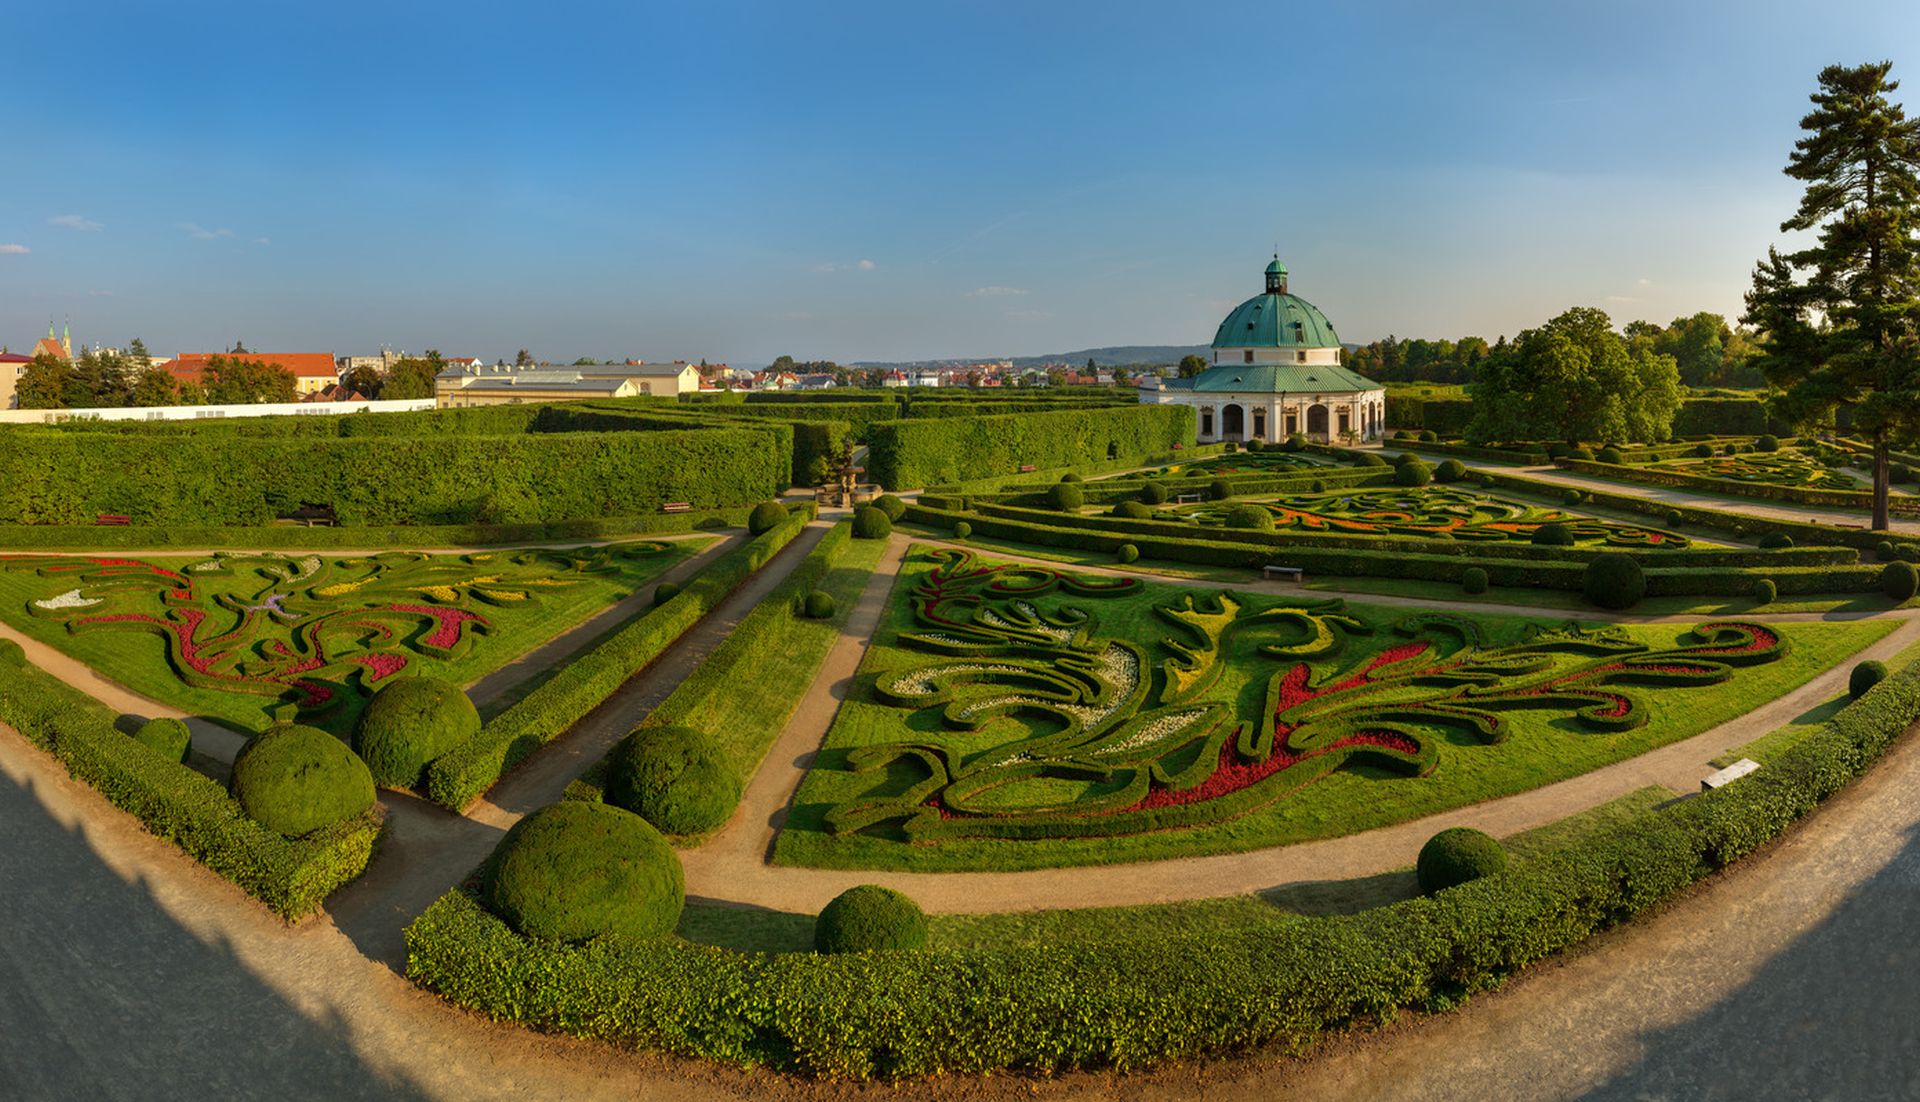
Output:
[774, 550, 1892, 872]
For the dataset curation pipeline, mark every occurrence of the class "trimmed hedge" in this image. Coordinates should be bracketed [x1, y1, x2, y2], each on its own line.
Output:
[866, 405, 1195, 489]
[874, 494, 908, 521]
[1883, 561, 1918, 602]
[605, 725, 741, 835]
[804, 590, 836, 619]
[1462, 567, 1489, 595]
[1048, 482, 1085, 511]
[1850, 660, 1888, 699]
[0, 661, 380, 918]
[132, 717, 192, 764]
[353, 677, 481, 790]
[484, 801, 685, 943]
[0, 508, 755, 552]
[853, 506, 893, 539]
[1557, 457, 1920, 518]
[1583, 553, 1645, 610]
[814, 886, 930, 954]
[1416, 828, 1506, 895]
[405, 662, 1920, 1078]
[425, 507, 814, 810]
[748, 501, 789, 535]
[230, 725, 376, 838]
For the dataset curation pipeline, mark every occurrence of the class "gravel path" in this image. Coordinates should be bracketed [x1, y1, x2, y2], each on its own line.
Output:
[1509, 463, 1920, 534]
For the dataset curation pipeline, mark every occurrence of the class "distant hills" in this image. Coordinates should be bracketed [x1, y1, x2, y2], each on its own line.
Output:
[852, 344, 1212, 371]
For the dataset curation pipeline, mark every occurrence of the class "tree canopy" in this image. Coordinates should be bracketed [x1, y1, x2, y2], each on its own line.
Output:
[1176, 354, 1207, 378]
[1744, 60, 1920, 530]
[1465, 307, 1681, 445]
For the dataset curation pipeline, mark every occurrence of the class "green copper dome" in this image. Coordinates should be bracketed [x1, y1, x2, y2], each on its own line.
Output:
[1212, 258, 1340, 349]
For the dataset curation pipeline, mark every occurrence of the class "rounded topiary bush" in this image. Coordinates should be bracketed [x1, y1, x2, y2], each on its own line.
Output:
[1751, 578, 1777, 606]
[1048, 481, 1085, 511]
[1758, 531, 1795, 550]
[1117, 543, 1140, 564]
[814, 884, 929, 953]
[1139, 481, 1169, 505]
[1393, 450, 1421, 467]
[1584, 552, 1645, 610]
[1207, 477, 1233, 501]
[1435, 458, 1467, 483]
[1562, 488, 1584, 507]
[1461, 567, 1489, 595]
[1394, 460, 1432, 487]
[1756, 434, 1780, 452]
[1877, 539, 1897, 562]
[1563, 445, 1594, 461]
[1282, 433, 1306, 453]
[229, 724, 375, 837]
[803, 590, 836, 619]
[1419, 429, 1438, 443]
[1882, 560, 1919, 602]
[132, 717, 192, 764]
[484, 801, 684, 943]
[1531, 522, 1575, 547]
[1224, 504, 1272, 530]
[1416, 827, 1507, 895]
[1113, 500, 1153, 519]
[1694, 443, 1715, 458]
[1892, 462, 1915, 485]
[747, 500, 788, 535]
[353, 676, 481, 789]
[1310, 479, 1327, 493]
[1723, 443, 1742, 456]
[1851, 659, 1889, 699]
[0, 638, 25, 666]
[1596, 447, 1624, 465]
[1665, 508, 1685, 528]
[652, 581, 682, 606]
[1245, 438, 1264, 452]
[605, 725, 741, 835]
[852, 505, 892, 539]
[952, 520, 972, 539]
[873, 494, 907, 521]
[1356, 452, 1388, 468]
[1059, 472, 1083, 483]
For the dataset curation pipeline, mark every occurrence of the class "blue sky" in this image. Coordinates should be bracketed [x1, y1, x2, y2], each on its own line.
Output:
[3, 0, 1917, 366]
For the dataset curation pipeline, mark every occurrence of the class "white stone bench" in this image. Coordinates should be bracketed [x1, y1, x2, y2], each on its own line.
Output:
[1701, 758, 1760, 792]
[1175, 492, 1204, 504]
[1263, 564, 1305, 583]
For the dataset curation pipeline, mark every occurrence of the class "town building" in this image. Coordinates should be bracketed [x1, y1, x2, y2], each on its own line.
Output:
[0, 352, 31, 409]
[30, 321, 71, 362]
[433, 360, 701, 408]
[169, 351, 340, 396]
[1139, 258, 1384, 443]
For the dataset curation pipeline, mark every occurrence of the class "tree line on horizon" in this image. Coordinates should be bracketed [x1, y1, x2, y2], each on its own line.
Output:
[15, 343, 442, 410]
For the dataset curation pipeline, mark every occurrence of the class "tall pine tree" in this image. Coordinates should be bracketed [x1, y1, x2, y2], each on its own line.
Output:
[1745, 61, 1920, 531]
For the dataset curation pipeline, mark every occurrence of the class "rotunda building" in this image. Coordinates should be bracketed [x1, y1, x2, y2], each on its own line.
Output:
[1141, 258, 1385, 444]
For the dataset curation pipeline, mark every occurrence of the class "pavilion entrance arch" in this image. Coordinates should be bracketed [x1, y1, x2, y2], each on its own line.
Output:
[1221, 403, 1245, 441]
[1306, 403, 1329, 441]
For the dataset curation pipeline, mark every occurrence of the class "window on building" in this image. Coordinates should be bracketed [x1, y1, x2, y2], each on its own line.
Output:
[1244, 349, 1254, 364]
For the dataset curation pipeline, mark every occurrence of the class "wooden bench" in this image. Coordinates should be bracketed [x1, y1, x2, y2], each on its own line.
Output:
[1175, 492, 1204, 504]
[661, 502, 691, 514]
[1262, 564, 1305, 583]
[1017, 464, 1036, 473]
[1701, 758, 1759, 792]
[95, 513, 130, 526]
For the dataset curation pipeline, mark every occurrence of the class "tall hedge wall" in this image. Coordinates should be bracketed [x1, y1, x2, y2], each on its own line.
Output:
[0, 427, 783, 526]
[867, 405, 1196, 490]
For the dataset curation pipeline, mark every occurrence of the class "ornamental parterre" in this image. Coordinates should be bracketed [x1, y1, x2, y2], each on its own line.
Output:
[3, 545, 672, 717]
[821, 548, 1784, 842]
[1173, 485, 1688, 548]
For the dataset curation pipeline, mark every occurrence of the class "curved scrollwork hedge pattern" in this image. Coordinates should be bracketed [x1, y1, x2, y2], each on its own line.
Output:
[1656, 450, 1861, 491]
[823, 550, 1784, 842]
[4, 545, 672, 714]
[1173, 486, 1688, 548]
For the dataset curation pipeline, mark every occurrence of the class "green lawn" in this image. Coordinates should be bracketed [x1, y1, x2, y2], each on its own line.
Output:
[0, 539, 705, 736]
[772, 546, 1892, 872]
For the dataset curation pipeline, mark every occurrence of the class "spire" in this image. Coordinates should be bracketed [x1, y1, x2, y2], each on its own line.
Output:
[62, 317, 71, 356]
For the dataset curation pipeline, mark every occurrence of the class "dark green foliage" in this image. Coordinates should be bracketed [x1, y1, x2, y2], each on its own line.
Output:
[605, 725, 741, 835]
[953, 521, 972, 539]
[132, 717, 191, 764]
[1048, 482, 1085, 511]
[748, 501, 788, 535]
[1596, 447, 1624, 464]
[0, 660, 378, 917]
[1563, 446, 1594, 461]
[1666, 508, 1685, 528]
[1435, 458, 1467, 483]
[1059, 472, 1083, 483]
[229, 724, 376, 837]
[1877, 540, 1897, 561]
[804, 590, 836, 619]
[1462, 566, 1489, 594]
[866, 405, 1194, 489]
[874, 494, 908, 521]
[1851, 660, 1888, 699]
[1207, 478, 1233, 501]
[652, 581, 682, 606]
[1752, 578, 1778, 605]
[1418, 429, 1438, 443]
[0, 639, 24, 666]
[814, 885, 929, 954]
[1531, 522, 1575, 547]
[1416, 827, 1507, 895]
[1139, 481, 1169, 505]
[1116, 543, 1139, 564]
[1892, 462, 1915, 484]
[1882, 561, 1919, 601]
[1310, 480, 1326, 493]
[1355, 451, 1388, 467]
[1584, 553, 1646, 610]
[1694, 443, 1716, 458]
[354, 677, 481, 789]
[1394, 461, 1433, 487]
[853, 506, 893, 539]
[1244, 439, 1264, 452]
[1112, 500, 1153, 519]
[1756, 434, 1780, 452]
[426, 509, 812, 810]
[1758, 532, 1794, 549]
[1223, 504, 1272, 530]
[1393, 450, 1421, 466]
[483, 801, 684, 942]
[1281, 433, 1305, 452]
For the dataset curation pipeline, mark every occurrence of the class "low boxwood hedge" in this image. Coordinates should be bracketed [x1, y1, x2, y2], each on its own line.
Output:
[405, 663, 1920, 1078]
[0, 661, 380, 918]
[425, 507, 813, 810]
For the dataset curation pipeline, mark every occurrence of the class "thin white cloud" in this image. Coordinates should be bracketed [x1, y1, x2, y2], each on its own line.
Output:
[0, 244, 28, 255]
[253, 236, 271, 246]
[813, 259, 878, 273]
[49, 214, 103, 231]
[856, 259, 876, 271]
[179, 222, 233, 240]
[967, 286, 1028, 297]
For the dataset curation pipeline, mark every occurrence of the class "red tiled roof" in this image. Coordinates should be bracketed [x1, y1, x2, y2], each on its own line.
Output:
[0, 353, 31, 364]
[169, 352, 338, 382]
[30, 338, 67, 361]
